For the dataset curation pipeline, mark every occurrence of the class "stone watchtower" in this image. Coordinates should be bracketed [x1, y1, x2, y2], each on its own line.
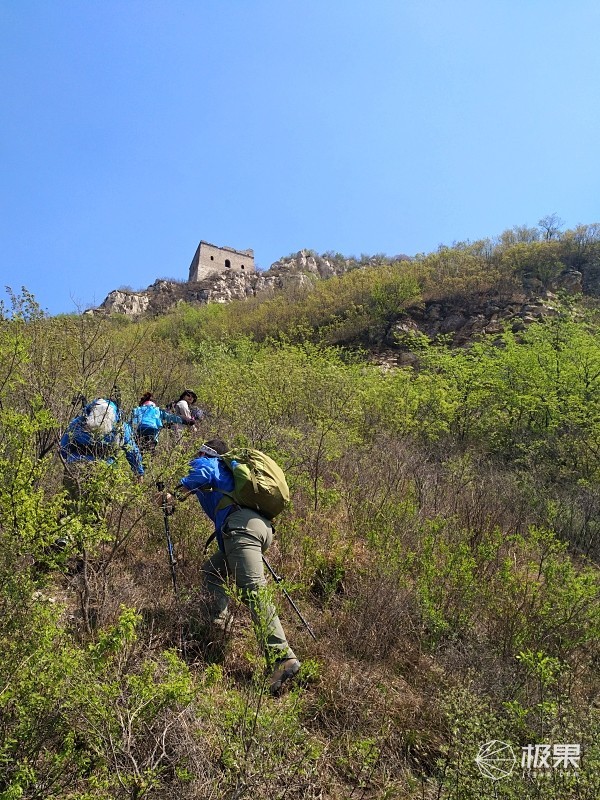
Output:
[188, 241, 255, 282]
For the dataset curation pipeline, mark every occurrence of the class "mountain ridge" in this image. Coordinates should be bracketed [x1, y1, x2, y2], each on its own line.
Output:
[90, 249, 413, 317]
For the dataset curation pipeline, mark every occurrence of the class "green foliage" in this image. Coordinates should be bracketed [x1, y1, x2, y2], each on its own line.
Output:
[431, 685, 600, 800]
[68, 611, 196, 800]
[154, 261, 420, 347]
[501, 240, 565, 287]
[406, 309, 600, 484]
[3, 252, 600, 799]
[415, 242, 517, 299]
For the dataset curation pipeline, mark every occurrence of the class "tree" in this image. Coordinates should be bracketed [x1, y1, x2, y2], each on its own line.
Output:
[538, 213, 564, 241]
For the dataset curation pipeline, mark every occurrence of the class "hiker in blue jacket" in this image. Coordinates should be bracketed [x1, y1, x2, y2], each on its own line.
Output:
[60, 398, 144, 482]
[56, 396, 144, 554]
[131, 391, 192, 458]
[165, 438, 300, 694]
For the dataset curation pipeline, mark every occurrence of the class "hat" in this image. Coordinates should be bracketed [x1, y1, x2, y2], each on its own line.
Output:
[198, 438, 228, 457]
[197, 444, 219, 458]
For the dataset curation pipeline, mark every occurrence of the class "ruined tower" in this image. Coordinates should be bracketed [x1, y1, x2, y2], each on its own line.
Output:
[188, 241, 255, 282]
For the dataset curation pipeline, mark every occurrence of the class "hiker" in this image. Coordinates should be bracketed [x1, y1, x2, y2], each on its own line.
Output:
[170, 389, 203, 437]
[55, 396, 144, 552]
[60, 396, 144, 502]
[131, 391, 193, 458]
[164, 438, 300, 694]
[173, 390, 197, 424]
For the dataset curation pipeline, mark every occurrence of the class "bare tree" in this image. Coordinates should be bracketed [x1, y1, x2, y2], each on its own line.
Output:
[538, 212, 564, 241]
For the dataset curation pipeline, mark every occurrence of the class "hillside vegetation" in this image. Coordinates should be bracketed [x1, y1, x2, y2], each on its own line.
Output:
[1, 221, 600, 799]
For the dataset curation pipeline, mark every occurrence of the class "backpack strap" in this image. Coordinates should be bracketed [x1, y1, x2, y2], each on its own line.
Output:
[203, 532, 216, 553]
[203, 502, 242, 552]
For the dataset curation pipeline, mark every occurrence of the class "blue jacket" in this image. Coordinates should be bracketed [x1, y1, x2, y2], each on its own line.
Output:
[131, 403, 183, 439]
[60, 402, 144, 476]
[179, 455, 236, 550]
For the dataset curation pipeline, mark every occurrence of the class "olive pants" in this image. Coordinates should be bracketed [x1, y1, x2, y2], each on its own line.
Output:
[202, 507, 296, 665]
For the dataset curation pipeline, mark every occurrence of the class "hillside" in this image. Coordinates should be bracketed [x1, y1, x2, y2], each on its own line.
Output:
[93, 250, 412, 317]
[94, 224, 599, 361]
[1, 223, 600, 799]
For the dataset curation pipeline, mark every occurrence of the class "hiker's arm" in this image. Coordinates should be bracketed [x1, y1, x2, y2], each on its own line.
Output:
[160, 409, 181, 424]
[122, 425, 144, 477]
[180, 460, 214, 489]
[160, 410, 193, 426]
[173, 484, 194, 502]
[156, 484, 193, 513]
[59, 422, 76, 459]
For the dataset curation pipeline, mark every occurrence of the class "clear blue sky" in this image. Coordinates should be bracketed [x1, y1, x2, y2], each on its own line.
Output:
[1, 0, 599, 315]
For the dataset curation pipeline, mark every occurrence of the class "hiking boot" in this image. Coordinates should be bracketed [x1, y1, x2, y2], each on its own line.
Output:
[269, 657, 301, 695]
[210, 609, 233, 632]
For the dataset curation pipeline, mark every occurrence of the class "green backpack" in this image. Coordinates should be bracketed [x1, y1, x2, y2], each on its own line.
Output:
[217, 448, 290, 520]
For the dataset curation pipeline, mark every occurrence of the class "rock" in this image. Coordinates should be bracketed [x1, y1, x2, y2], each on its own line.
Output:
[393, 319, 419, 335]
[426, 304, 442, 321]
[397, 351, 419, 367]
[439, 312, 467, 333]
[526, 305, 550, 318]
[542, 305, 559, 317]
[524, 277, 545, 292]
[102, 290, 151, 316]
[271, 250, 341, 279]
[469, 315, 488, 333]
[552, 270, 583, 294]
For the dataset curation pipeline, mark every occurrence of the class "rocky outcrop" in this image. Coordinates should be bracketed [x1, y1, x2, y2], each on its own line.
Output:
[89, 265, 315, 317]
[552, 270, 583, 294]
[99, 290, 151, 316]
[373, 292, 563, 368]
[90, 249, 412, 318]
[90, 251, 573, 363]
[269, 251, 347, 278]
[399, 294, 561, 343]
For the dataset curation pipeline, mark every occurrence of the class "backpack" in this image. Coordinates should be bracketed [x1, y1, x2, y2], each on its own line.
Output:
[218, 448, 290, 520]
[84, 399, 117, 436]
[72, 399, 122, 455]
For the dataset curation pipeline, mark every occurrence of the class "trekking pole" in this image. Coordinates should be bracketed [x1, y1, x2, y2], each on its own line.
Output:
[156, 481, 178, 595]
[262, 555, 317, 642]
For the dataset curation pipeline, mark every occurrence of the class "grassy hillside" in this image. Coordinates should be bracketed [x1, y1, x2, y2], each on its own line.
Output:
[1, 223, 600, 799]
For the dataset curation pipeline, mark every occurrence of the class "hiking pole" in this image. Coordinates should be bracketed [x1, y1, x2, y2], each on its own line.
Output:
[262, 555, 317, 642]
[156, 481, 178, 595]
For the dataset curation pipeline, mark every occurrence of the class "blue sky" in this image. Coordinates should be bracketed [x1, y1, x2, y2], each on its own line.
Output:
[1, 0, 599, 315]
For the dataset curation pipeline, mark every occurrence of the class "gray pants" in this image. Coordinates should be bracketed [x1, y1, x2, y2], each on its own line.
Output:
[202, 507, 296, 665]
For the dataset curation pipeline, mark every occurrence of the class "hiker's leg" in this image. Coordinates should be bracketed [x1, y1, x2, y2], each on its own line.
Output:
[223, 508, 296, 666]
[201, 549, 231, 625]
[62, 461, 87, 516]
[141, 430, 157, 457]
[58, 461, 92, 550]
